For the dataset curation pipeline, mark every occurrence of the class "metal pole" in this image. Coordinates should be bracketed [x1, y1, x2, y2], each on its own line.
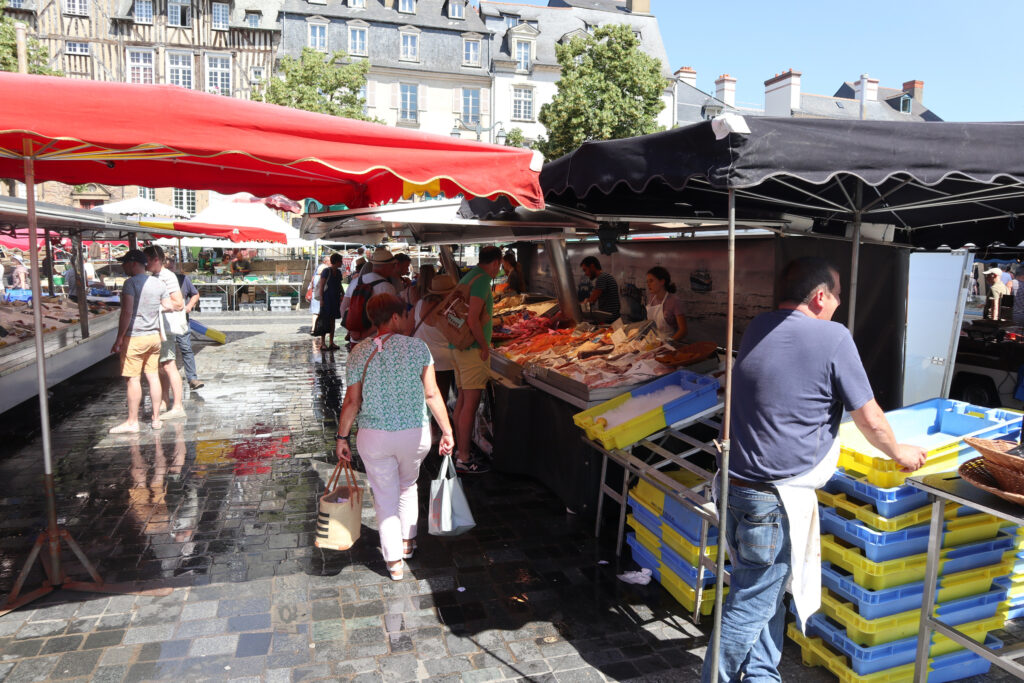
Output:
[848, 181, 863, 332]
[22, 141, 61, 583]
[544, 238, 583, 323]
[43, 229, 54, 297]
[14, 23, 28, 75]
[72, 233, 90, 339]
[709, 189, 736, 683]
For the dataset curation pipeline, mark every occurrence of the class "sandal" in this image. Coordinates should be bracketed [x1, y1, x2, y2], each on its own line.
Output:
[455, 457, 490, 475]
[151, 420, 163, 431]
[387, 560, 404, 581]
[402, 540, 417, 559]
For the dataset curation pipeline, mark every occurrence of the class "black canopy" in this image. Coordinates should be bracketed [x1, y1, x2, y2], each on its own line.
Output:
[541, 117, 1024, 249]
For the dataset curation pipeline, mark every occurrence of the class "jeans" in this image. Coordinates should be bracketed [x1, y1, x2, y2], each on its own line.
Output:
[701, 485, 791, 683]
[175, 330, 198, 381]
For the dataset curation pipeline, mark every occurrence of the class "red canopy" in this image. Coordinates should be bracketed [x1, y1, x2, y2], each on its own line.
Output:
[158, 221, 287, 244]
[0, 73, 543, 209]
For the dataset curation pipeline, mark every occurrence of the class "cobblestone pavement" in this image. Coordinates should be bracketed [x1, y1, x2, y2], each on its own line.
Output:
[0, 312, 1019, 682]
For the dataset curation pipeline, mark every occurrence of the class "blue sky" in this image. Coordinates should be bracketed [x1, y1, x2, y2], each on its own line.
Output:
[491, 0, 1023, 122]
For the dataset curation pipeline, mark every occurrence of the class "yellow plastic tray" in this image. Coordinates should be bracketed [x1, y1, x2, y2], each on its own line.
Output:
[837, 420, 967, 488]
[630, 523, 725, 617]
[786, 620, 999, 683]
[816, 489, 959, 532]
[627, 514, 720, 566]
[821, 534, 1015, 591]
[631, 469, 709, 514]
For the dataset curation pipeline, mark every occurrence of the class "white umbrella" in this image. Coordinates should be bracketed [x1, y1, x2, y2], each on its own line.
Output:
[93, 196, 190, 219]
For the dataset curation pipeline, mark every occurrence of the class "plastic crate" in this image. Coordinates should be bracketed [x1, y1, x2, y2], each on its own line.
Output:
[822, 558, 1015, 621]
[820, 586, 1006, 647]
[627, 509, 720, 565]
[820, 506, 1004, 562]
[838, 398, 1021, 488]
[626, 525, 723, 589]
[801, 610, 1004, 676]
[629, 470, 717, 545]
[787, 623, 1003, 683]
[572, 369, 719, 449]
[821, 533, 1015, 591]
[4, 288, 31, 302]
[817, 489, 960, 532]
[198, 296, 223, 313]
[825, 468, 932, 518]
[625, 533, 724, 616]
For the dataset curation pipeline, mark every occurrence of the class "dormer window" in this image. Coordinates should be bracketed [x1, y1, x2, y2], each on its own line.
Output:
[514, 39, 531, 71]
[399, 0, 414, 13]
[503, 13, 519, 29]
[133, 0, 152, 23]
[348, 0, 364, 6]
[900, 94, 912, 114]
[212, 2, 228, 30]
[449, 0, 463, 19]
[246, 12, 260, 27]
[400, 27, 420, 62]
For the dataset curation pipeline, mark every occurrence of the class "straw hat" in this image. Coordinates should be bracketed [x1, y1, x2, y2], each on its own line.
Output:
[367, 247, 395, 264]
[429, 274, 457, 295]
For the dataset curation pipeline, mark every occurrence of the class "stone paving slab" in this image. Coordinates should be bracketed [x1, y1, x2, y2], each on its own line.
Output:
[0, 314, 1018, 681]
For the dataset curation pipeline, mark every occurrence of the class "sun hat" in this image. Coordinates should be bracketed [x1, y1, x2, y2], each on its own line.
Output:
[428, 274, 457, 295]
[367, 247, 395, 264]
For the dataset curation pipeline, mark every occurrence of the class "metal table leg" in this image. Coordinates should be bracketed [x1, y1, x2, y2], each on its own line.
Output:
[615, 463, 630, 556]
[595, 452, 609, 539]
[912, 494, 945, 682]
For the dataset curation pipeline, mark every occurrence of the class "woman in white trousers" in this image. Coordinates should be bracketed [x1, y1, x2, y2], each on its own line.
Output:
[335, 293, 454, 580]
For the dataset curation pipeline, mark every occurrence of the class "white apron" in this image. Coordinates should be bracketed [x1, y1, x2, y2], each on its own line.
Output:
[646, 295, 673, 339]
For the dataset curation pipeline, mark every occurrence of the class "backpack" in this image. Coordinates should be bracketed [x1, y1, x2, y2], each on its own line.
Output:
[344, 274, 387, 335]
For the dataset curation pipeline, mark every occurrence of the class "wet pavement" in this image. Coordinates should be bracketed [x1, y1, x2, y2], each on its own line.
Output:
[0, 312, 1018, 682]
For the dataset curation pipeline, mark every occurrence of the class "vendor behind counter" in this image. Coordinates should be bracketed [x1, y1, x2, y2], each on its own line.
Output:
[645, 266, 687, 342]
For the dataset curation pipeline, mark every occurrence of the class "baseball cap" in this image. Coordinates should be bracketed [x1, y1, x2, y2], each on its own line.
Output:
[119, 249, 148, 266]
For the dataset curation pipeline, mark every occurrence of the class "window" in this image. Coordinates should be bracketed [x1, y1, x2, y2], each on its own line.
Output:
[512, 87, 533, 120]
[168, 0, 190, 27]
[167, 51, 192, 89]
[514, 40, 530, 71]
[461, 87, 480, 125]
[449, 0, 463, 19]
[358, 83, 368, 115]
[399, 83, 417, 122]
[245, 12, 260, 27]
[205, 54, 231, 95]
[8, 0, 24, 8]
[133, 0, 151, 22]
[348, 26, 367, 56]
[398, 0, 414, 12]
[400, 32, 418, 61]
[503, 13, 519, 29]
[212, 2, 228, 30]
[138, 187, 155, 201]
[126, 48, 154, 84]
[462, 38, 479, 66]
[900, 94, 912, 114]
[347, 0, 364, 6]
[173, 189, 196, 215]
[66, 41, 90, 55]
[63, 0, 88, 15]
[308, 23, 327, 51]
[250, 66, 264, 83]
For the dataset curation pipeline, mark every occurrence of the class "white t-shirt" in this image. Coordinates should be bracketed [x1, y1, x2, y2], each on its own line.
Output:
[413, 299, 454, 372]
[339, 271, 397, 318]
[153, 267, 181, 296]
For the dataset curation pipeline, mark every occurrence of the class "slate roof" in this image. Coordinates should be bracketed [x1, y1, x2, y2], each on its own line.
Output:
[834, 81, 942, 121]
[280, 0, 488, 33]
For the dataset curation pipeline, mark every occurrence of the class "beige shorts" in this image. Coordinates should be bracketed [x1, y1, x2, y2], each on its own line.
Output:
[452, 347, 492, 390]
[159, 338, 177, 364]
[121, 334, 161, 377]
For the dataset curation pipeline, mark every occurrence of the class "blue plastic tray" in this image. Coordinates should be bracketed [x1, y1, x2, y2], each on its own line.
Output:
[627, 492, 718, 546]
[4, 288, 31, 303]
[824, 468, 931, 518]
[626, 521, 725, 589]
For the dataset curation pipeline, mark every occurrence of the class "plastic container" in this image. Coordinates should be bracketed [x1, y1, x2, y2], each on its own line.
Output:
[626, 521, 723, 589]
[4, 288, 31, 302]
[820, 586, 1006, 647]
[627, 503, 720, 564]
[625, 532, 724, 616]
[819, 506, 1004, 562]
[787, 623, 1003, 683]
[572, 369, 719, 449]
[629, 470, 718, 545]
[825, 468, 932, 518]
[838, 398, 1021, 488]
[821, 533, 1015, 591]
[821, 558, 1015, 620]
[817, 489, 961, 532]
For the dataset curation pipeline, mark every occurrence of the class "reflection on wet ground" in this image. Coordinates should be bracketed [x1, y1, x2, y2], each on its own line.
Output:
[0, 314, 1000, 681]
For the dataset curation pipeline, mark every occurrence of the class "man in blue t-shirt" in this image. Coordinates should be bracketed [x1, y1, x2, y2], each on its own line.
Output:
[703, 257, 926, 683]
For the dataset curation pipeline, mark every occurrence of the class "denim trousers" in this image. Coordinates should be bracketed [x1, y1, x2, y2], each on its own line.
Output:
[174, 331, 198, 381]
[701, 485, 791, 683]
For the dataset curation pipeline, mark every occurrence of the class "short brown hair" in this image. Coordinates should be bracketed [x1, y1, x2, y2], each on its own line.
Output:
[366, 293, 406, 327]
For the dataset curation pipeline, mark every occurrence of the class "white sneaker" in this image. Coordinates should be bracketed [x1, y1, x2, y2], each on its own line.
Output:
[162, 406, 187, 420]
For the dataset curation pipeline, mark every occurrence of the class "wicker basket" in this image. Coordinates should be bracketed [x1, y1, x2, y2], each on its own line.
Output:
[959, 457, 1024, 507]
[964, 437, 1024, 473]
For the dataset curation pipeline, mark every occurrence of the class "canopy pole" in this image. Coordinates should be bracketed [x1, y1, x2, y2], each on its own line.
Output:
[43, 230, 54, 297]
[544, 238, 583, 323]
[1, 143, 171, 617]
[72, 233, 89, 339]
[848, 181, 863, 332]
[709, 188, 736, 683]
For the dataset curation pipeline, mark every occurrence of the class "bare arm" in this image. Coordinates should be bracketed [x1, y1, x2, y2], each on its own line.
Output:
[672, 314, 688, 342]
[167, 289, 184, 311]
[111, 292, 134, 354]
[422, 365, 454, 455]
[160, 293, 175, 312]
[466, 295, 489, 360]
[335, 381, 362, 462]
[586, 288, 603, 305]
[185, 293, 200, 313]
[849, 398, 927, 472]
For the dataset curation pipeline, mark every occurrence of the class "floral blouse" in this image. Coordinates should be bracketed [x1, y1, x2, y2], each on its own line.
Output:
[346, 334, 434, 431]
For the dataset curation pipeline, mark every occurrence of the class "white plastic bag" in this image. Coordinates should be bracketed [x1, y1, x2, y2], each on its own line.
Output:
[428, 455, 475, 536]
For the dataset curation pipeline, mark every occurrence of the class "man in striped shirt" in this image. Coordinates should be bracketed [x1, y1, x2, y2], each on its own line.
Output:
[580, 256, 620, 320]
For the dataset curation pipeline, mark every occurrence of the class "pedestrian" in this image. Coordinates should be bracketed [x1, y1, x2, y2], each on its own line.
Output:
[645, 266, 687, 341]
[308, 254, 330, 331]
[348, 246, 366, 283]
[166, 257, 204, 390]
[315, 253, 344, 351]
[11, 254, 29, 290]
[984, 267, 1008, 321]
[340, 247, 398, 344]
[391, 253, 412, 292]
[579, 256, 620, 319]
[142, 245, 187, 421]
[335, 293, 455, 581]
[402, 263, 434, 308]
[413, 272, 456, 426]
[502, 250, 524, 295]
[450, 245, 503, 474]
[109, 249, 171, 434]
[702, 257, 926, 683]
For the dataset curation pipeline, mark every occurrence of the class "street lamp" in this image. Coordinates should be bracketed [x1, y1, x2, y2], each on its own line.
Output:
[450, 117, 507, 145]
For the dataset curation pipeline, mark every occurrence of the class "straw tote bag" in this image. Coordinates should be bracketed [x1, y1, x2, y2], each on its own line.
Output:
[314, 459, 363, 550]
[426, 274, 488, 350]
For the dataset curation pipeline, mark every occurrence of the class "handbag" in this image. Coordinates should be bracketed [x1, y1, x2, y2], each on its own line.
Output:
[428, 455, 476, 536]
[314, 459, 363, 550]
[310, 313, 331, 337]
[164, 309, 189, 336]
[425, 274, 488, 350]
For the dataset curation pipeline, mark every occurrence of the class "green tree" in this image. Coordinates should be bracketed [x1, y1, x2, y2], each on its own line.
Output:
[536, 24, 666, 161]
[504, 127, 527, 148]
[255, 47, 371, 119]
[0, 1, 60, 75]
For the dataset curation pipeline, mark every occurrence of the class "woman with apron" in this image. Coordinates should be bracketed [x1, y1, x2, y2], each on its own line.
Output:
[645, 266, 687, 342]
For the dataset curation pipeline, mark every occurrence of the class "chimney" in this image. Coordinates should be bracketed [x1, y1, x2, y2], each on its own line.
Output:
[626, 0, 651, 13]
[764, 69, 801, 117]
[715, 74, 736, 107]
[675, 66, 697, 89]
[903, 79, 924, 103]
[854, 73, 879, 120]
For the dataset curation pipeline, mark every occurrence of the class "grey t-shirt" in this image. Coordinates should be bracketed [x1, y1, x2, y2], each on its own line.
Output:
[730, 309, 875, 482]
[122, 272, 168, 336]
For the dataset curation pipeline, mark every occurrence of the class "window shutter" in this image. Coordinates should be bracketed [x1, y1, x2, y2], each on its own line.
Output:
[419, 84, 427, 112]
[480, 89, 489, 115]
[366, 81, 376, 107]
[452, 87, 461, 114]
[391, 82, 399, 109]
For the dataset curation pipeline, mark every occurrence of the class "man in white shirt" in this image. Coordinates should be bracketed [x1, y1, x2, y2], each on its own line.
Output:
[339, 247, 397, 343]
[143, 245, 187, 421]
